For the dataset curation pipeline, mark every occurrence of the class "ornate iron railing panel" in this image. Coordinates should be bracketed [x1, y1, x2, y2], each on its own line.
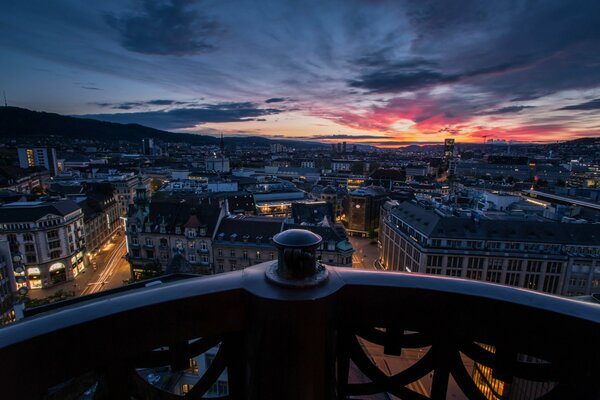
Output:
[0, 258, 599, 399]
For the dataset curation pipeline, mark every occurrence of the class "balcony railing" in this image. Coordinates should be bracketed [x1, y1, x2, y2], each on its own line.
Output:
[0, 229, 599, 399]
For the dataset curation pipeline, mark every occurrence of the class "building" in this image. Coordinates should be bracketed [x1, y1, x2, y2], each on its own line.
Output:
[345, 186, 388, 237]
[76, 184, 121, 254]
[18, 147, 58, 176]
[205, 157, 230, 173]
[0, 166, 50, 193]
[0, 239, 18, 325]
[142, 138, 155, 156]
[0, 200, 87, 289]
[212, 215, 283, 273]
[125, 178, 224, 281]
[213, 214, 353, 272]
[443, 138, 455, 159]
[379, 201, 600, 296]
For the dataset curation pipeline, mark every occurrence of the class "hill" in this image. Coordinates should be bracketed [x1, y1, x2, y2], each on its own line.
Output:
[0, 107, 327, 149]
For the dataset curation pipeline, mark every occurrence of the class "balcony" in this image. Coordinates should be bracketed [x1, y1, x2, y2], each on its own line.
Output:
[0, 229, 599, 399]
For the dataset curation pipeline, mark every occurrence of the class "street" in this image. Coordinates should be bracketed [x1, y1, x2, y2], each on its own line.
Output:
[28, 234, 131, 300]
[349, 236, 381, 270]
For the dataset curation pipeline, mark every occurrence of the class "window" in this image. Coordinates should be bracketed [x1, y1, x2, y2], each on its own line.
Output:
[507, 260, 523, 271]
[23, 233, 33, 241]
[270, 252, 275, 260]
[230, 249, 236, 257]
[256, 251, 261, 260]
[543, 275, 560, 294]
[447, 256, 463, 269]
[160, 238, 168, 248]
[467, 258, 484, 269]
[132, 237, 139, 246]
[218, 248, 223, 257]
[524, 273, 539, 290]
[25, 244, 35, 253]
[201, 256, 209, 264]
[546, 262, 562, 274]
[426, 255, 443, 267]
[243, 250, 248, 260]
[188, 254, 196, 262]
[200, 241, 208, 251]
[488, 258, 503, 270]
[48, 240, 61, 249]
[527, 260, 542, 273]
[505, 272, 520, 287]
[182, 384, 191, 394]
[50, 250, 61, 259]
[189, 358, 199, 374]
[145, 238, 153, 246]
[486, 270, 501, 283]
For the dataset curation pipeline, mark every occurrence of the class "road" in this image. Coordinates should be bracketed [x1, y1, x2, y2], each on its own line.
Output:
[28, 234, 131, 300]
[349, 236, 381, 270]
[80, 237, 129, 295]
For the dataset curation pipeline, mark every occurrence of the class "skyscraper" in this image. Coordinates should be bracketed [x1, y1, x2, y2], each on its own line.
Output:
[17, 147, 58, 176]
[443, 138, 455, 159]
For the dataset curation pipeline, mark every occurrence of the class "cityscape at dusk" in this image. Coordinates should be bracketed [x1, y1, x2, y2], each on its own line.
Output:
[1, 0, 599, 145]
[1, 1, 600, 399]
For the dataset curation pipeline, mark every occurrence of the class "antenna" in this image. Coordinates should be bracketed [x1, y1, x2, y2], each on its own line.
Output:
[2, 91, 6, 107]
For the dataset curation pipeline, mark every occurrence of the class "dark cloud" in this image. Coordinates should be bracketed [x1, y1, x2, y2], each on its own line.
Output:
[93, 99, 198, 110]
[77, 102, 282, 130]
[558, 99, 600, 111]
[265, 97, 287, 103]
[349, 61, 525, 93]
[81, 86, 101, 90]
[476, 105, 535, 115]
[105, 0, 221, 56]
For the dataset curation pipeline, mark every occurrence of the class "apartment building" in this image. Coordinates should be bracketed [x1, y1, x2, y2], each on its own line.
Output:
[0, 200, 87, 289]
[379, 201, 600, 296]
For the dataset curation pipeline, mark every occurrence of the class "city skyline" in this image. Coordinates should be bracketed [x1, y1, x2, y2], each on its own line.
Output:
[1, 0, 599, 146]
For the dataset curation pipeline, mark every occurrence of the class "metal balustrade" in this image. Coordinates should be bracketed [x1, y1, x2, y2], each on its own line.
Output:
[0, 229, 598, 399]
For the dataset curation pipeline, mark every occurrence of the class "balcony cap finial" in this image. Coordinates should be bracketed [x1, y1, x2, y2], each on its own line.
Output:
[266, 229, 328, 288]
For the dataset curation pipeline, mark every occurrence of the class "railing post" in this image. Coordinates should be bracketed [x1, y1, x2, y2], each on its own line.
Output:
[245, 229, 337, 399]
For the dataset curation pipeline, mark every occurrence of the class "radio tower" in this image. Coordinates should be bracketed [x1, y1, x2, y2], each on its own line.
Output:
[2, 91, 6, 107]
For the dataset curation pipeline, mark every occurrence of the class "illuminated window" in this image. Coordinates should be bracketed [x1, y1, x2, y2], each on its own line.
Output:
[182, 383, 191, 394]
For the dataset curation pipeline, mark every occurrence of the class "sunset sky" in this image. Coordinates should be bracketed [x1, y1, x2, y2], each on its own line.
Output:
[1, 0, 599, 146]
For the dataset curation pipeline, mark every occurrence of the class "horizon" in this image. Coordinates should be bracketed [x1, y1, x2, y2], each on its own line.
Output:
[1, 1, 599, 145]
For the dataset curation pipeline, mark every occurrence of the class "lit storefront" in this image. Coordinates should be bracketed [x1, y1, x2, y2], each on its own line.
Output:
[27, 267, 43, 289]
[49, 262, 66, 284]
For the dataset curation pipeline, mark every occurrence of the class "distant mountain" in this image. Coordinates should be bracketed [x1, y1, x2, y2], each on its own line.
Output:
[0, 107, 327, 149]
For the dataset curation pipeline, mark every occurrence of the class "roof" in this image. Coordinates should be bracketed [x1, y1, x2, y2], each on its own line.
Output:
[130, 198, 222, 236]
[291, 201, 333, 224]
[283, 222, 349, 243]
[226, 194, 256, 213]
[215, 215, 284, 244]
[391, 201, 600, 245]
[0, 200, 81, 223]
